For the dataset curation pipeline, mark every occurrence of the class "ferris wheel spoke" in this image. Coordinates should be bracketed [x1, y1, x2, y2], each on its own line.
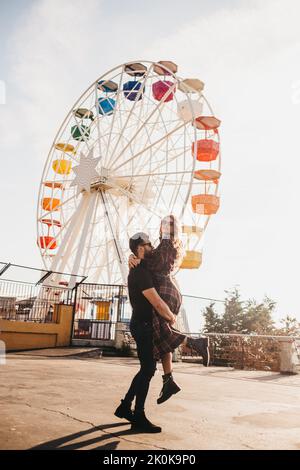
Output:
[48, 193, 90, 273]
[150, 173, 170, 213]
[94, 82, 104, 161]
[106, 178, 163, 217]
[119, 88, 181, 169]
[103, 68, 127, 166]
[107, 64, 154, 167]
[100, 191, 128, 283]
[111, 121, 187, 173]
[68, 193, 98, 288]
[81, 192, 100, 275]
[88, 246, 109, 281]
[169, 171, 187, 214]
[114, 169, 192, 179]
[151, 145, 190, 175]
[109, 81, 177, 169]
[126, 76, 160, 160]
[104, 229, 112, 282]
[135, 124, 187, 177]
[106, 193, 131, 240]
[131, 108, 170, 174]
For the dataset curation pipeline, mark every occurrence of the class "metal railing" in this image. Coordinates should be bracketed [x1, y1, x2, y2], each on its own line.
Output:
[0, 280, 75, 323]
[73, 319, 117, 340]
[0, 262, 85, 323]
[72, 283, 131, 340]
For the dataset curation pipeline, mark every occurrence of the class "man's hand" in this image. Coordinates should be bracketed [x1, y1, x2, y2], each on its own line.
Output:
[142, 287, 176, 323]
[128, 254, 141, 269]
[169, 313, 176, 326]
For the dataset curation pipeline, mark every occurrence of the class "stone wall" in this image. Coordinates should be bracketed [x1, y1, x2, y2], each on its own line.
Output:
[181, 334, 300, 373]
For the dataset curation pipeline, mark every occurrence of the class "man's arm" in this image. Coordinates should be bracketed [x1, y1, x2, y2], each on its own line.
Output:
[142, 288, 176, 324]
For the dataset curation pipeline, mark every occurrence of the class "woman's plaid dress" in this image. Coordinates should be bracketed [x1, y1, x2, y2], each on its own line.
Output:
[145, 239, 186, 360]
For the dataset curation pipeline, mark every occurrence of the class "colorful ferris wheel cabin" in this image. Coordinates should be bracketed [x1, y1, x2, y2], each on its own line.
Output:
[55, 143, 76, 154]
[97, 79, 118, 93]
[43, 181, 65, 189]
[125, 62, 147, 77]
[192, 194, 220, 215]
[153, 61, 178, 75]
[41, 218, 62, 228]
[52, 159, 72, 175]
[180, 250, 202, 269]
[192, 139, 219, 162]
[73, 108, 94, 120]
[194, 169, 221, 183]
[123, 81, 144, 101]
[98, 97, 116, 116]
[178, 78, 205, 93]
[181, 225, 203, 236]
[177, 99, 203, 122]
[71, 124, 91, 141]
[38, 236, 57, 250]
[193, 115, 221, 131]
[42, 198, 60, 212]
[152, 80, 176, 102]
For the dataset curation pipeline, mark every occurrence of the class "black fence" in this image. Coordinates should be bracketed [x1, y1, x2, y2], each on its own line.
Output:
[73, 283, 131, 340]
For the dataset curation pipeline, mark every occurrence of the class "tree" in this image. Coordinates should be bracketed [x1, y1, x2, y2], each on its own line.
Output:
[241, 296, 275, 334]
[277, 315, 300, 336]
[202, 302, 222, 333]
[222, 287, 244, 333]
[202, 288, 278, 335]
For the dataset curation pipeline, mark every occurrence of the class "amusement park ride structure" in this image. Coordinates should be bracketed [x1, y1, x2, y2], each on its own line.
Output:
[37, 60, 221, 293]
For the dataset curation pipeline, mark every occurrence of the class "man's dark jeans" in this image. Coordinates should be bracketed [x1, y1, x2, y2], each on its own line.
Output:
[124, 320, 157, 413]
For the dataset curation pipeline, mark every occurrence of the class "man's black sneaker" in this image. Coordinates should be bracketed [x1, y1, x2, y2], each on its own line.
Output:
[157, 377, 181, 404]
[114, 400, 134, 422]
[187, 337, 210, 367]
[131, 412, 162, 433]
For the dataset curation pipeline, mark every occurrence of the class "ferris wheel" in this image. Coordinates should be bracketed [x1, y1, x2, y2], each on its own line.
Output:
[37, 60, 221, 288]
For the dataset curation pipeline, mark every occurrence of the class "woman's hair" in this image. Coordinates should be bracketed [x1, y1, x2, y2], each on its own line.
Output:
[145, 215, 184, 275]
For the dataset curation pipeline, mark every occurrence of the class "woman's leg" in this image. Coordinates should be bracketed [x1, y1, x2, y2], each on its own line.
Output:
[161, 352, 172, 375]
[157, 351, 181, 404]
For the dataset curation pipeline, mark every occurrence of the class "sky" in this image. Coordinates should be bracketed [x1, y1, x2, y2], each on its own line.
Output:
[0, 0, 300, 332]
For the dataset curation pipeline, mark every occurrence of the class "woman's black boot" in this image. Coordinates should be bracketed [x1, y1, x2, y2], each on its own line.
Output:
[186, 337, 210, 367]
[157, 373, 181, 405]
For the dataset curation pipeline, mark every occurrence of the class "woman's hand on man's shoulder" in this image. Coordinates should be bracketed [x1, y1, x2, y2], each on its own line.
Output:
[128, 254, 141, 269]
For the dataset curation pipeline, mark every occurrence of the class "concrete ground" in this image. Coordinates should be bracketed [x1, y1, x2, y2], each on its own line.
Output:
[1, 348, 300, 450]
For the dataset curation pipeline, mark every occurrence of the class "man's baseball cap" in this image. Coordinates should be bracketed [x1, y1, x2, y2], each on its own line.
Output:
[129, 232, 151, 253]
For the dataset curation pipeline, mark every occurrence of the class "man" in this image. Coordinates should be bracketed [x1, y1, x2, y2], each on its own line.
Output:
[114, 232, 176, 433]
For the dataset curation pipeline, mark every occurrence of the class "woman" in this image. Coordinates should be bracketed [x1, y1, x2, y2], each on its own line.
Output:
[129, 215, 210, 404]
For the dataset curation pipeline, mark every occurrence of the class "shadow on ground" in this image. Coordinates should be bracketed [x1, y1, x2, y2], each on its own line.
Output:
[29, 422, 146, 450]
